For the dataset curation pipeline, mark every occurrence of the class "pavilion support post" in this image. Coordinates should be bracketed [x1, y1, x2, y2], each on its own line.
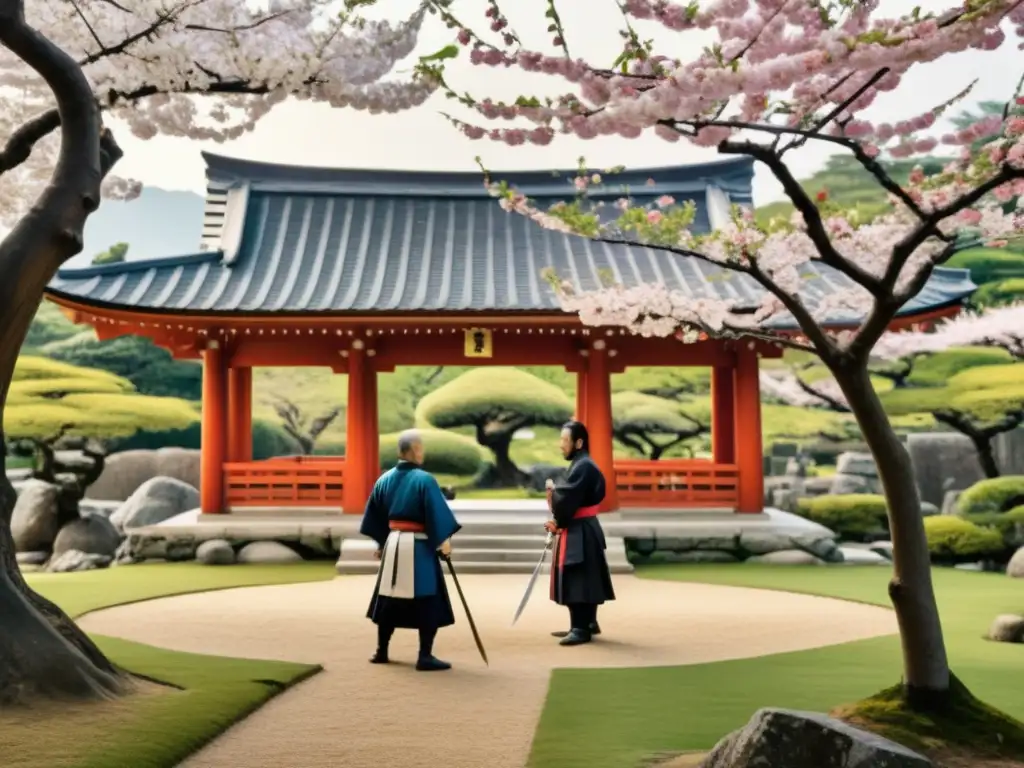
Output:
[363, 355, 380, 492]
[226, 366, 253, 462]
[733, 347, 764, 513]
[585, 341, 619, 512]
[710, 365, 736, 464]
[200, 340, 227, 514]
[343, 341, 369, 514]
[575, 368, 589, 422]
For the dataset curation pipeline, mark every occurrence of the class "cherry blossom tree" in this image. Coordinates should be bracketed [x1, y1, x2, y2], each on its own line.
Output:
[0, 0, 433, 705]
[411, 0, 1024, 706]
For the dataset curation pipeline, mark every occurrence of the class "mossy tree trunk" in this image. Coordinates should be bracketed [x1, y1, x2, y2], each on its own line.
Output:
[0, 2, 128, 704]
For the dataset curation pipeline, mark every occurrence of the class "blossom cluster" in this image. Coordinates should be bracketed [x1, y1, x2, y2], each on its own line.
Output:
[0, 0, 434, 222]
[425, 0, 1024, 349]
[760, 370, 848, 410]
[875, 301, 1024, 360]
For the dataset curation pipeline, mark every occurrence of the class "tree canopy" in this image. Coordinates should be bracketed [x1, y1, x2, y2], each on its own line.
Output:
[6, 357, 197, 443]
[611, 391, 707, 460]
[416, 367, 573, 484]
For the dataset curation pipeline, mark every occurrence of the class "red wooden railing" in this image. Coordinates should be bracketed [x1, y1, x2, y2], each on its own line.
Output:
[222, 457, 739, 509]
[614, 459, 739, 508]
[224, 456, 345, 507]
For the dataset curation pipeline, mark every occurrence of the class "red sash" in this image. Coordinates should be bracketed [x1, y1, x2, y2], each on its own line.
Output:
[389, 520, 425, 533]
[550, 505, 600, 601]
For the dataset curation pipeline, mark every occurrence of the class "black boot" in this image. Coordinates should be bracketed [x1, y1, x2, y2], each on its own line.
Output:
[559, 627, 593, 646]
[370, 624, 394, 664]
[415, 626, 451, 672]
[551, 622, 601, 638]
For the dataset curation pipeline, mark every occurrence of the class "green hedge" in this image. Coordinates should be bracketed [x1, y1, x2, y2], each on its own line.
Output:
[972, 277, 1024, 308]
[964, 506, 1024, 549]
[923, 516, 1005, 562]
[795, 494, 889, 541]
[109, 418, 299, 460]
[956, 476, 1024, 516]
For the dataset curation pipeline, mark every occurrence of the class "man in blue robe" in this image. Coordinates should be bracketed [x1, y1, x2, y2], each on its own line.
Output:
[360, 429, 461, 671]
[547, 420, 616, 646]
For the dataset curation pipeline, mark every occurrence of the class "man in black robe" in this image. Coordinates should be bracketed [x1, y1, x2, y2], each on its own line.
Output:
[546, 420, 616, 646]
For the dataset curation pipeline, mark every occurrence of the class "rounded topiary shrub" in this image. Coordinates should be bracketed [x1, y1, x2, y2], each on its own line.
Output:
[956, 476, 1024, 516]
[923, 516, 1005, 564]
[378, 429, 484, 476]
[964, 506, 1024, 550]
[795, 494, 889, 541]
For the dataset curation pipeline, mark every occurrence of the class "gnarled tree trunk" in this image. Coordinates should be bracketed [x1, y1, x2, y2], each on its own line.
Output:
[0, 2, 129, 704]
[833, 361, 951, 704]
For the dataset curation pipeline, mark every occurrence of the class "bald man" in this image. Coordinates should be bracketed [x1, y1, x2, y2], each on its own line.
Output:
[360, 430, 461, 671]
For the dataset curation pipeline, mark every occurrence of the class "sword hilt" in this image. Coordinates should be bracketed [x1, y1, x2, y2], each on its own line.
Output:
[544, 530, 554, 548]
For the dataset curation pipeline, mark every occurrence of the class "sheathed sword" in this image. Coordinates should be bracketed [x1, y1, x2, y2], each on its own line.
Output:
[442, 555, 489, 666]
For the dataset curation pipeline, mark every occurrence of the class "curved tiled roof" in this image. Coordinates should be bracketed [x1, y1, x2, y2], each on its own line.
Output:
[46, 153, 975, 326]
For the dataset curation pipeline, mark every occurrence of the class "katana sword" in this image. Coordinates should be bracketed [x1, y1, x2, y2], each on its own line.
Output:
[511, 530, 554, 626]
[442, 555, 489, 666]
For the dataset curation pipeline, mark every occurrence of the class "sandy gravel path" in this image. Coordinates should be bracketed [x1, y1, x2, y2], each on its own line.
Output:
[78, 574, 896, 768]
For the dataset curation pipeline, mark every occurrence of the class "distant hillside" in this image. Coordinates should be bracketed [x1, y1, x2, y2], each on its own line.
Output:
[74, 187, 205, 267]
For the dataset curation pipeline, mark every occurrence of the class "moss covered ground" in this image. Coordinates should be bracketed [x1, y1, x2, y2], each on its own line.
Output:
[530, 565, 1024, 768]
[3, 563, 335, 768]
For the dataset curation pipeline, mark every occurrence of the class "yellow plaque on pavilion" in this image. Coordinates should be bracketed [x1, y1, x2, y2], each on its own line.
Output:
[464, 328, 493, 358]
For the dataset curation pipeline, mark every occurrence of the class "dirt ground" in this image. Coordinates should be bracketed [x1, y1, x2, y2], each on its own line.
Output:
[78, 574, 898, 768]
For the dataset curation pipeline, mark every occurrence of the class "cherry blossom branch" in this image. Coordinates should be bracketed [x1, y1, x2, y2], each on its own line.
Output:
[719, 138, 883, 296]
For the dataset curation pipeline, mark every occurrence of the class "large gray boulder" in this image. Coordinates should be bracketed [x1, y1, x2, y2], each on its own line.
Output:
[53, 516, 121, 558]
[195, 539, 236, 565]
[237, 541, 303, 564]
[907, 433, 984, 508]
[85, 447, 201, 502]
[1007, 546, 1024, 579]
[47, 549, 112, 573]
[835, 452, 878, 478]
[11, 479, 61, 552]
[700, 708, 932, 768]
[988, 614, 1024, 643]
[110, 476, 199, 533]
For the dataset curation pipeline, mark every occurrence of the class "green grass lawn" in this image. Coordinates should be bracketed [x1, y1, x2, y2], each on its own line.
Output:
[530, 565, 1024, 768]
[6, 562, 336, 768]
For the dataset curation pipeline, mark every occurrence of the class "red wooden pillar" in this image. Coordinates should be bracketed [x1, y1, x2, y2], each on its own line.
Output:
[200, 340, 227, 514]
[733, 347, 764, 513]
[343, 341, 368, 514]
[586, 340, 619, 512]
[227, 366, 253, 462]
[363, 354, 380, 492]
[575, 368, 589, 422]
[710, 365, 736, 464]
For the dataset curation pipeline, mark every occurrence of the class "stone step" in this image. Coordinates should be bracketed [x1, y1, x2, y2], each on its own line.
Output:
[453, 535, 549, 550]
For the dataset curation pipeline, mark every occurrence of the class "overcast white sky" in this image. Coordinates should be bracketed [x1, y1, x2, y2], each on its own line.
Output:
[104, 0, 1023, 204]
[56, 1, 1024, 204]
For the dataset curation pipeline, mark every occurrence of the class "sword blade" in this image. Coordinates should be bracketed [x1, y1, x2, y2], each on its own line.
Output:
[511, 532, 553, 626]
[443, 555, 488, 666]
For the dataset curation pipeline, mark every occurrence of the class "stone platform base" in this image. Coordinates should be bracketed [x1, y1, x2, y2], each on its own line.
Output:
[116, 500, 843, 570]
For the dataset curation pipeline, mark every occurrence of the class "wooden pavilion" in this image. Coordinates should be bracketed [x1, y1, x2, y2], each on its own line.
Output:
[44, 153, 976, 518]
